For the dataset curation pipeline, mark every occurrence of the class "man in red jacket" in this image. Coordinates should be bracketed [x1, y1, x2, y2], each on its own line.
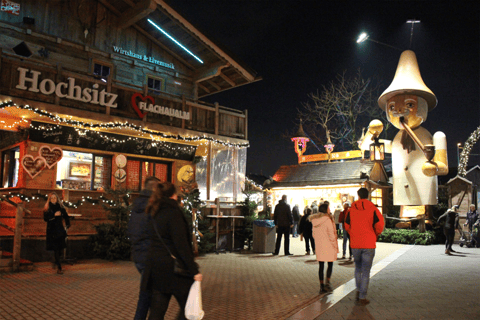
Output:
[344, 188, 385, 306]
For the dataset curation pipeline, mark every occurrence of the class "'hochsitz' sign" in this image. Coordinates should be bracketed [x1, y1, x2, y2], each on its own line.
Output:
[15, 67, 118, 108]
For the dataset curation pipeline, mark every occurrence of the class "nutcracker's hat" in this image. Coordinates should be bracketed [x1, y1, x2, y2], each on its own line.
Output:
[378, 50, 437, 111]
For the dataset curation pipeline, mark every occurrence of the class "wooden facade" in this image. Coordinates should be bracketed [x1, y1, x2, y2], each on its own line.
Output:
[0, 0, 258, 260]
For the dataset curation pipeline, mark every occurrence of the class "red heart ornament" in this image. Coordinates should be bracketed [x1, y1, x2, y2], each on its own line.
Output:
[131, 93, 155, 119]
[39, 145, 63, 169]
[21, 155, 46, 179]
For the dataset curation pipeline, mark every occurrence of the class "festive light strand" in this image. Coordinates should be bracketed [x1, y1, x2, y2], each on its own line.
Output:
[0, 101, 250, 148]
[0, 192, 122, 209]
[458, 126, 480, 177]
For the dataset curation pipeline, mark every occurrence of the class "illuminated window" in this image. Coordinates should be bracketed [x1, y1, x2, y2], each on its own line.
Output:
[127, 158, 171, 192]
[371, 188, 383, 213]
[147, 75, 165, 92]
[56, 151, 112, 190]
[1, 147, 20, 188]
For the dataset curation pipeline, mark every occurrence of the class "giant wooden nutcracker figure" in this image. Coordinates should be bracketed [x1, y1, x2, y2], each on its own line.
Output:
[360, 50, 448, 216]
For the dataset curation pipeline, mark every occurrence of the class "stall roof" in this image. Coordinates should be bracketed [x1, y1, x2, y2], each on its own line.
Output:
[98, 0, 261, 97]
[269, 160, 376, 188]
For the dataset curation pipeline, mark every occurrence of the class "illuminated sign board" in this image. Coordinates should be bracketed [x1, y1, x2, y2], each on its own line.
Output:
[113, 46, 175, 70]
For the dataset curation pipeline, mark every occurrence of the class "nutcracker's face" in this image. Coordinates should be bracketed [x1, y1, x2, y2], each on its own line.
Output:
[386, 94, 427, 129]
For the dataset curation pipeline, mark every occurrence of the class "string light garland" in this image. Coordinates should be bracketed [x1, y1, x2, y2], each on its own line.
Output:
[458, 126, 480, 177]
[0, 101, 250, 149]
[0, 192, 122, 209]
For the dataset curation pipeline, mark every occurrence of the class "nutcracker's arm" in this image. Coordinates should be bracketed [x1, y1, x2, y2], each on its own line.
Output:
[433, 132, 448, 176]
[358, 120, 392, 153]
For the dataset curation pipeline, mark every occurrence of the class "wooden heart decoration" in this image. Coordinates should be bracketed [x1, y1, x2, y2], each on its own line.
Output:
[131, 93, 155, 119]
[21, 155, 46, 179]
[39, 145, 63, 169]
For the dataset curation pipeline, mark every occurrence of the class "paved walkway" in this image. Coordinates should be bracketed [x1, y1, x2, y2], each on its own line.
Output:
[299, 245, 480, 320]
[0, 237, 404, 319]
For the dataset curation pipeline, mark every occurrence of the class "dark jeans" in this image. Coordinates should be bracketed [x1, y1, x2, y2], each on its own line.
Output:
[318, 261, 333, 281]
[149, 289, 189, 320]
[135, 263, 152, 320]
[444, 228, 455, 250]
[304, 235, 315, 253]
[342, 230, 352, 257]
[292, 221, 299, 237]
[275, 226, 291, 255]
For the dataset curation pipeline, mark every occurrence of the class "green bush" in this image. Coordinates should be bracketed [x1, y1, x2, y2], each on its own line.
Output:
[89, 190, 131, 260]
[378, 228, 435, 245]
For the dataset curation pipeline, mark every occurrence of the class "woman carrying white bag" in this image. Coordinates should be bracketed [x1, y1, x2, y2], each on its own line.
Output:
[185, 280, 204, 320]
[143, 183, 203, 320]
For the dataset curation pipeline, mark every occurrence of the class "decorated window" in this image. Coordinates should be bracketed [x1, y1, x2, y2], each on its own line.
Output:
[127, 158, 171, 192]
[56, 151, 111, 190]
[1, 147, 20, 188]
[370, 188, 383, 214]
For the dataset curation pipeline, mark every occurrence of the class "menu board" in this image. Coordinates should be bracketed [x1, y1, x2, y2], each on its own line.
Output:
[29, 121, 196, 161]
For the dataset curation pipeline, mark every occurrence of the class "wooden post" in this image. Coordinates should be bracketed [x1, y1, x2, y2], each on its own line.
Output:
[232, 148, 238, 203]
[12, 203, 24, 272]
[214, 102, 219, 135]
[206, 141, 212, 201]
[192, 208, 198, 256]
[181, 95, 186, 129]
[244, 109, 248, 140]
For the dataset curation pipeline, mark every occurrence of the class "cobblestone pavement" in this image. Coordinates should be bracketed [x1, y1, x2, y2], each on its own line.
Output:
[310, 244, 480, 320]
[0, 238, 404, 320]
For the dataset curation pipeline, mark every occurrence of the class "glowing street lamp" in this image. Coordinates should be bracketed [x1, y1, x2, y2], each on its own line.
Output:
[370, 137, 385, 162]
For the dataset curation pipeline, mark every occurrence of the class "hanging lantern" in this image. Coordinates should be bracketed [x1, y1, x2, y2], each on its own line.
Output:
[291, 119, 309, 161]
[370, 137, 385, 161]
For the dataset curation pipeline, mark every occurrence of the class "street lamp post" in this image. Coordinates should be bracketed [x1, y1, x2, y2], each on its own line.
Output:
[356, 32, 402, 51]
[457, 143, 463, 167]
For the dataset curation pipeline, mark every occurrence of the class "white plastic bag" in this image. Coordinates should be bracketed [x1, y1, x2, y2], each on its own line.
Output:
[185, 281, 204, 320]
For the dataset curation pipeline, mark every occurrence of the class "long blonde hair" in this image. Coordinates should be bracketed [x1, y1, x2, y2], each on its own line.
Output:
[43, 192, 65, 211]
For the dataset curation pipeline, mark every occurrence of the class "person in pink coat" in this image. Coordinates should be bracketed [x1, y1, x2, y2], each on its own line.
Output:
[310, 203, 339, 294]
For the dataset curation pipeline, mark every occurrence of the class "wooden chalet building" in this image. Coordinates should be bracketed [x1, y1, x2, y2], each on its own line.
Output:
[0, 0, 259, 261]
[267, 159, 391, 215]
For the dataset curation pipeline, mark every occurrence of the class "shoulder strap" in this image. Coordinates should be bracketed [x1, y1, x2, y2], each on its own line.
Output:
[152, 217, 177, 260]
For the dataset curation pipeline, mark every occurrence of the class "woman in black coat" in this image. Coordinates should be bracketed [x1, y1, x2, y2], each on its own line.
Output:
[142, 182, 202, 320]
[43, 192, 70, 274]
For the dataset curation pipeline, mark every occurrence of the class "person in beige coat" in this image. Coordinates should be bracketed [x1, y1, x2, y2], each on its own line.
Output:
[310, 203, 339, 294]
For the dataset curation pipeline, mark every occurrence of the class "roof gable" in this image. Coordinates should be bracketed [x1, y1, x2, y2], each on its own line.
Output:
[270, 160, 375, 188]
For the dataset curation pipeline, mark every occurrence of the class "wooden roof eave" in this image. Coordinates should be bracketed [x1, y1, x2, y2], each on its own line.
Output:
[153, 0, 256, 82]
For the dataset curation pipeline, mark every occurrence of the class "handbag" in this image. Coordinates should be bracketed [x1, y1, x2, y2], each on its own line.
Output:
[152, 221, 194, 277]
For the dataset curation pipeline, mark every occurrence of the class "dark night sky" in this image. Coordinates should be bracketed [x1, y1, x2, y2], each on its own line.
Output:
[167, 1, 480, 177]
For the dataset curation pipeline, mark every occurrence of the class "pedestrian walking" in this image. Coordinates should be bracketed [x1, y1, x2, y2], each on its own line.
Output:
[310, 203, 338, 294]
[142, 182, 202, 320]
[299, 207, 315, 255]
[438, 205, 460, 254]
[338, 202, 352, 259]
[292, 204, 300, 237]
[464, 204, 478, 232]
[273, 195, 293, 256]
[311, 201, 319, 214]
[333, 204, 342, 232]
[344, 188, 385, 306]
[128, 176, 159, 320]
[43, 192, 70, 275]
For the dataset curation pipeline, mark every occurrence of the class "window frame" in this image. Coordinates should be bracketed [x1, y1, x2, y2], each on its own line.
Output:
[91, 59, 114, 83]
[127, 157, 172, 192]
[146, 74, 166, 92]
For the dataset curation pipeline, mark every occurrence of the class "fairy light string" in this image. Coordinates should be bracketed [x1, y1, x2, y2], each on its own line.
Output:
[458, 126, 480, 177]
[0, 101, 249, 149]
[0, 192, 121, 209]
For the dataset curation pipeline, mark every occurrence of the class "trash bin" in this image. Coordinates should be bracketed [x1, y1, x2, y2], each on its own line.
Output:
[253, 220, 276, 253]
